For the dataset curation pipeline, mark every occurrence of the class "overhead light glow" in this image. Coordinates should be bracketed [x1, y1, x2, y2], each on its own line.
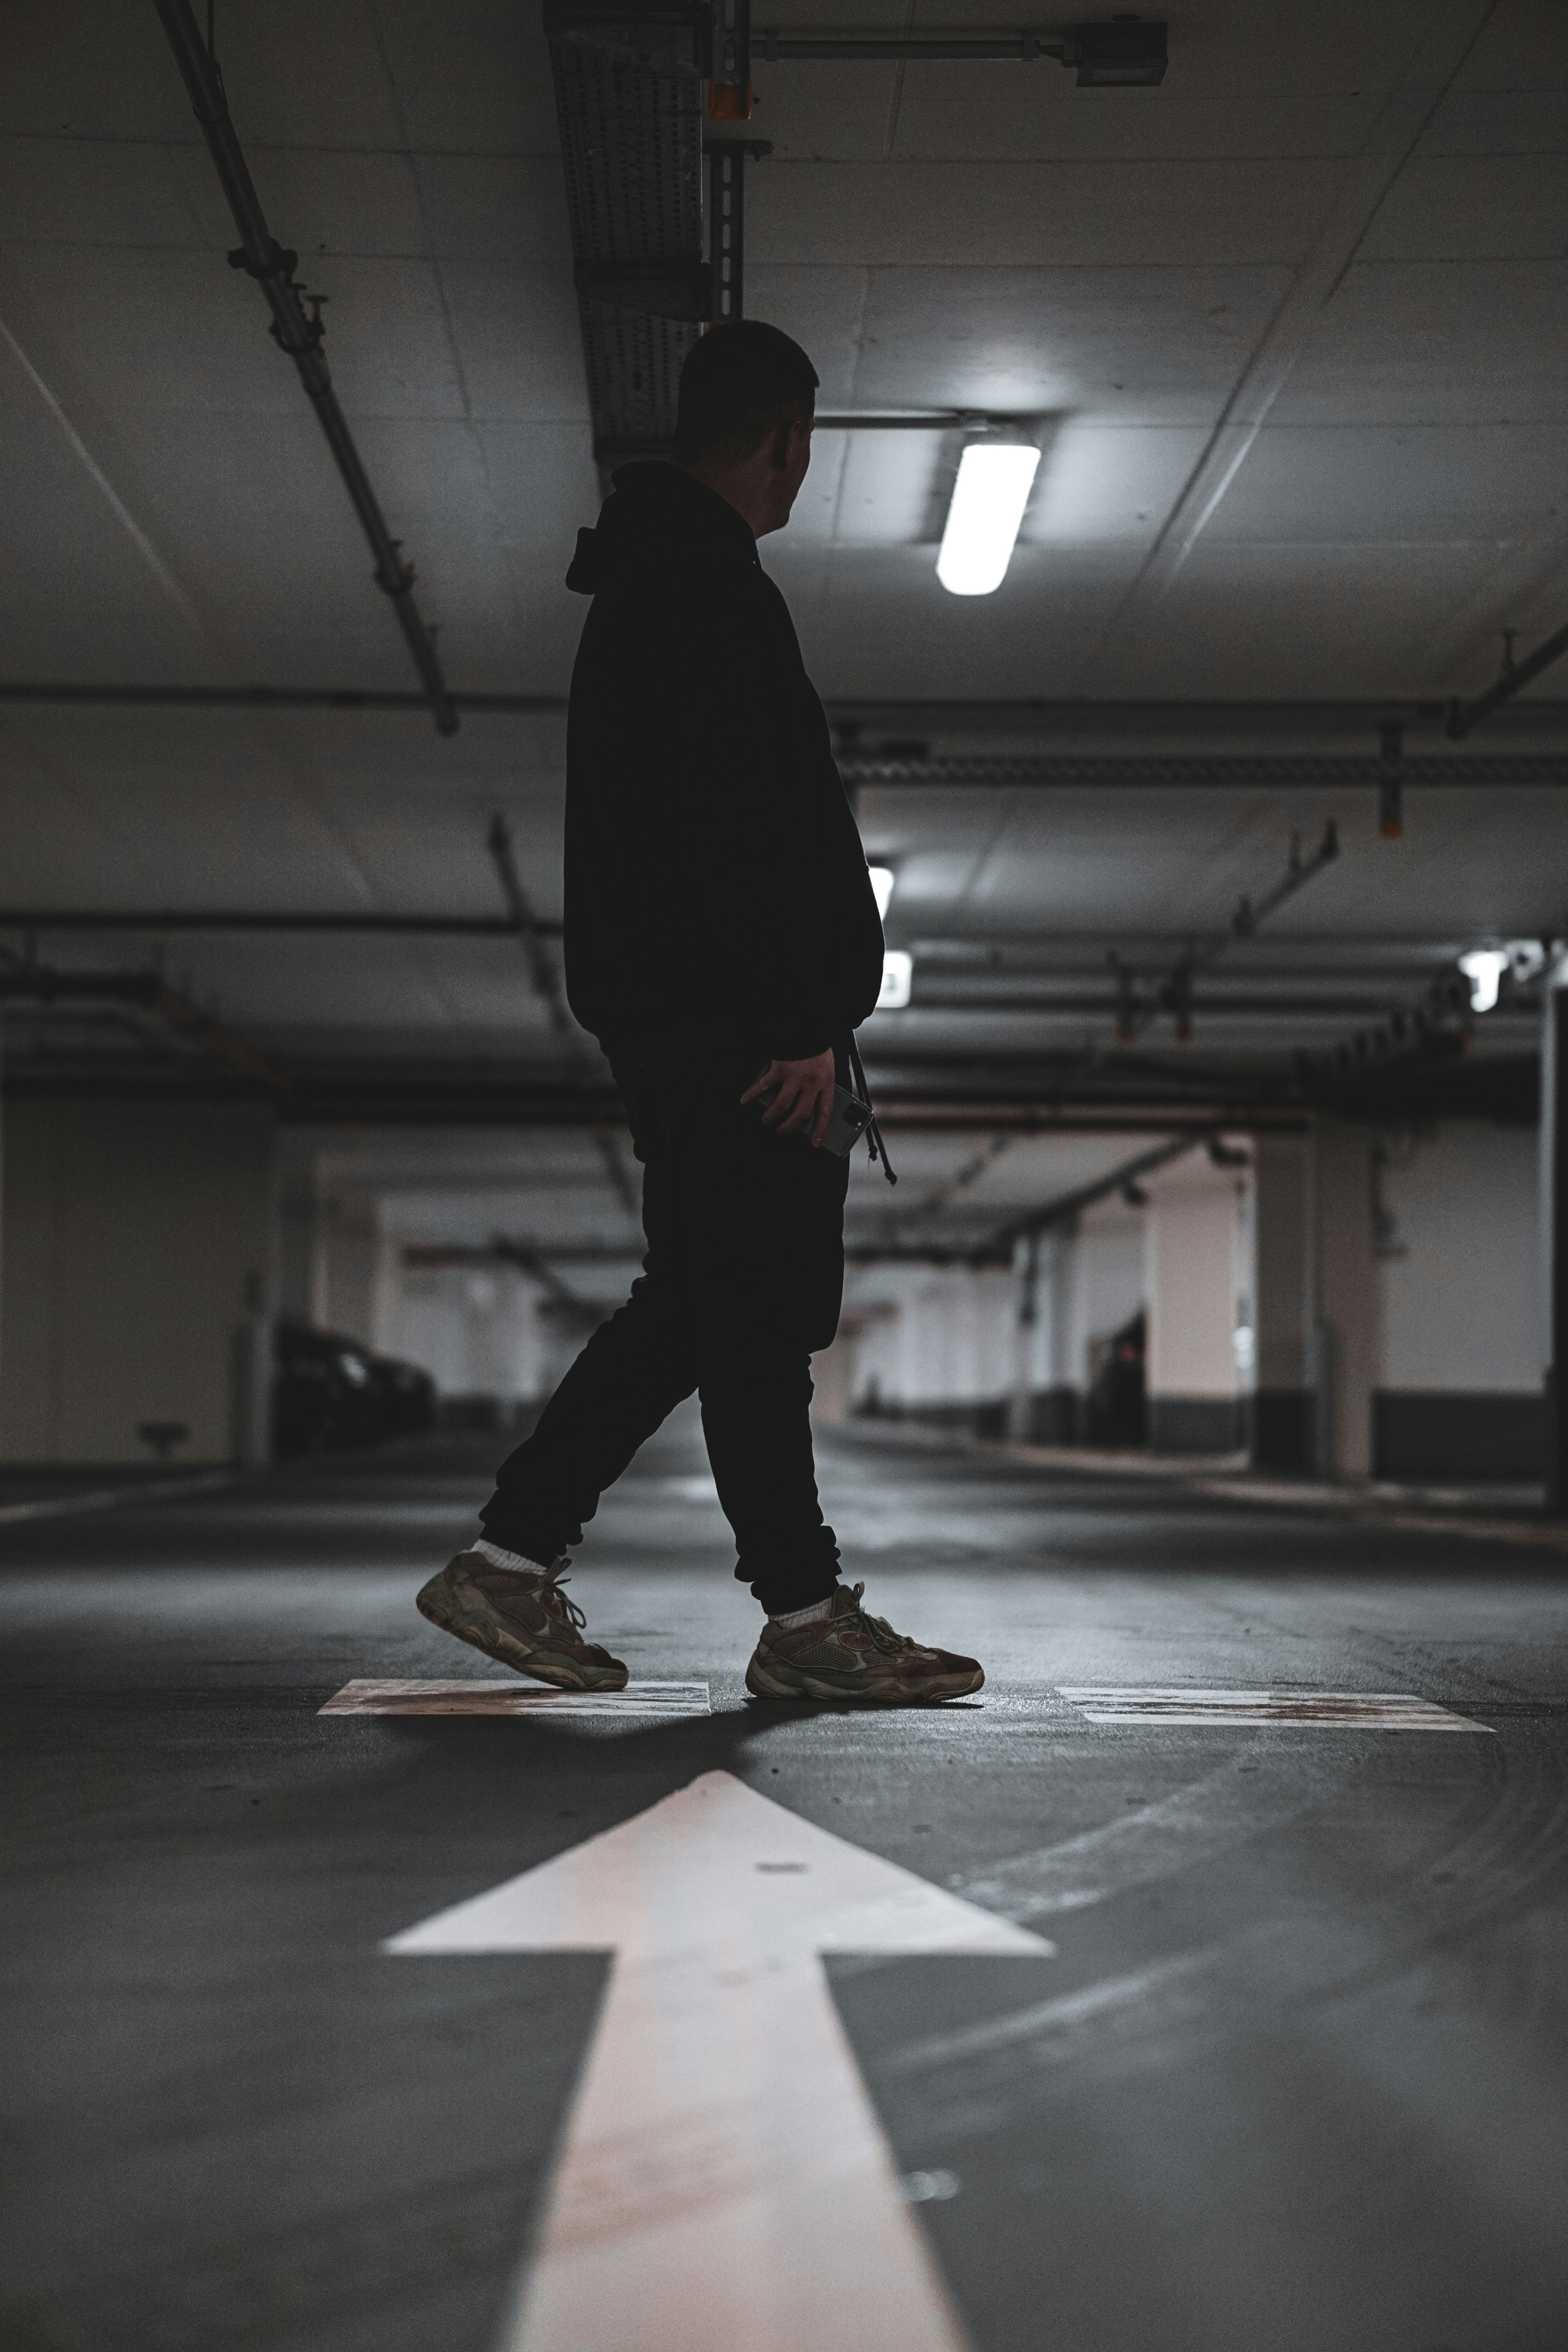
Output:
[867, 866, 895, 918]
[878, 951, 912, 1010]
[1459, 949, 1509, 1012]
[936, 442, 1040, 597]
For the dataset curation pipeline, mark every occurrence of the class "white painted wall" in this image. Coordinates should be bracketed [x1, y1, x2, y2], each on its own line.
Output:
[390, 1265, 554, 1399]
[0, 1100, 277, 1464]
[1002, 1204, 1146, 1406]
[845, 1264, 1015, 1410]
[1145, 1158, 1249, 1400]
[1381, 1122, 1541, 1389]
[317, 1190, 401, 1354]
[1066, 1209, 1145, 1388]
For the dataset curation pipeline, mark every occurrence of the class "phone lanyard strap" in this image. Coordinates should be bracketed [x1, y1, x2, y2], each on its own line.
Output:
[848, 1036, 897, 1187]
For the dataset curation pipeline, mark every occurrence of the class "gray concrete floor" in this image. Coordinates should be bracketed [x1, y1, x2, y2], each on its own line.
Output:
[3, 1404, 1566, 2352]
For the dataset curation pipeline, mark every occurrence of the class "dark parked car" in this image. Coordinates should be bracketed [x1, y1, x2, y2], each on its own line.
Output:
[271, 1322, 436, 1458]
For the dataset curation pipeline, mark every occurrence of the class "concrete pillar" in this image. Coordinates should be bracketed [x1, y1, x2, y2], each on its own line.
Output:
[276, 1134, 326, 1325]
[0, 1100, 277, 1465]
[1021, 1220, 1081, 1441]
[1144, 1151, 1248, 1452]
[1311, 1118, 1382, 1480]
[1545, 977, 1568, 1508]
[316, 1188, 399, 1353]
[1251, 1133, 1313, 1470]
[1007, 1233, 1039, 1440]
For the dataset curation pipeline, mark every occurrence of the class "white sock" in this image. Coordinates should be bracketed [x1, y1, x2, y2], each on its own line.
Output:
[770, 1594, 836, 1630]
[473, 1537, 538, 1572]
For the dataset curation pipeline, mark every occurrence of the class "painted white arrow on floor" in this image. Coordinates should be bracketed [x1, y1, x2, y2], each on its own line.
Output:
[387, 1768, 1052, 2352]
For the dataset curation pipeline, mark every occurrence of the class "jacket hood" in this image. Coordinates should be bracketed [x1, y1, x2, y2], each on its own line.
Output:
[565, 461, 758, 595]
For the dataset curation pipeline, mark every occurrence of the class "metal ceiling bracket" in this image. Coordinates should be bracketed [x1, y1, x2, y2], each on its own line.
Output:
[1447, 616, 1568, 740]
[1379, 722, 1404, 838]
[151, 0, 457, 735]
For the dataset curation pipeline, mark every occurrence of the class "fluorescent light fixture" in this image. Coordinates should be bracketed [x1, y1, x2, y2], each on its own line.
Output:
[1459, 949, 1509, 1012]
[937, 441, 1040, 596]
[867, 865, 895, 918]
[878, 950, 912, 1010]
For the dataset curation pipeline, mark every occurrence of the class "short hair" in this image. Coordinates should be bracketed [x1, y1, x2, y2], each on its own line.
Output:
[674, 321, 819, 464]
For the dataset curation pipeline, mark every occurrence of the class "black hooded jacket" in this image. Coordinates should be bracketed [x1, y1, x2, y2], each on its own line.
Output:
[561, 462, 885, 1063]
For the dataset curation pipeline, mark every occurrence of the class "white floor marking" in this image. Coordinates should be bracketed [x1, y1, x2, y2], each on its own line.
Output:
[318, 1679, 710, 1717]
[884, 1950, 1215, 2077]
[958, 1750, 1339, 1920]
[657, 1473, 721, 1501]
[1058, 1687, 1492, 1731]
[0, 1470, 238, 1524]
[388, 1768, 1050, 2352]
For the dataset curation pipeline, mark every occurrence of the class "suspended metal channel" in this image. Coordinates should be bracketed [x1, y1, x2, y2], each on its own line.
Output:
[544, 10, 1169, 462]
[546, 0, 712, 466]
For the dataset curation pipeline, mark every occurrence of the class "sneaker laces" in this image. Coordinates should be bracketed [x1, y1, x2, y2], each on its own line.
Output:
[840, 1581, 917, 1655]
[538, 1558, 588, 1634]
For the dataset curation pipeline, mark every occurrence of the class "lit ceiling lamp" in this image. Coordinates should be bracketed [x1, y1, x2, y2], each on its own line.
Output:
[1459, 948, 1509, 1011]
[878, 951, 913, 1010]
[937, 439, 1040, 596]
[867, 865, 895, 917]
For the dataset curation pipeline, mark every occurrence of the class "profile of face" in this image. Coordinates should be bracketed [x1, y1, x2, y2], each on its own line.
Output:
[755, 409, 815, 538]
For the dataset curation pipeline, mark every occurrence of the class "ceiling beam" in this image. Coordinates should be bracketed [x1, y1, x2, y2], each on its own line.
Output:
[7, 684, 1566, 749]
[0, 909, 545, 937]
[0, 963, 283, 1089]
[845, 752, 1568, 789]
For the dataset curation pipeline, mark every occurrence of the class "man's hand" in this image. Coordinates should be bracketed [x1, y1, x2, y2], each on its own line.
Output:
[741, 1049, 836, 1147]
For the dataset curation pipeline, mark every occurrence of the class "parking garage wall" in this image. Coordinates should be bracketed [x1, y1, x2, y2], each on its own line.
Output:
[0, 1100, 278, 1465]
[836, 1119, 1544, 1481]
[1145, 1156, 1251, 1455]
[845, 1217, 1141, 1440]
[844, 1265, 1016, 1430]
[1374, 1120, 1544, 1481]
[391, 1264, 553, 1404]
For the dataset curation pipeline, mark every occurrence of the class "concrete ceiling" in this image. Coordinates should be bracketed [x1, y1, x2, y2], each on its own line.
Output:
[2, 0, 1566, 1252]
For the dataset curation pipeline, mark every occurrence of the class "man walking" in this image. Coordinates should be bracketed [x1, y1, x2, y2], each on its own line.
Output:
[417, 321, 984, 1706]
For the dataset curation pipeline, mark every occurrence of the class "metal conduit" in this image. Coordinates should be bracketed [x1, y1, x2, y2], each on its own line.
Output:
[152, 0, 458, 736]
[1447, 618, 1568, 739]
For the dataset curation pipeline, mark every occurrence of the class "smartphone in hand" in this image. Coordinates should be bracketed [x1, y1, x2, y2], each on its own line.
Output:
[751, 1069, 873, 1156]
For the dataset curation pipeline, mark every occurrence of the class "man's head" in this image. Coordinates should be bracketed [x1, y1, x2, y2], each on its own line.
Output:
[674, 321, 818, 538]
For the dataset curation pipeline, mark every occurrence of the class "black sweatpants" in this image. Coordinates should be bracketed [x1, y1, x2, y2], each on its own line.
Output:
[478, 1039, 850, 1615]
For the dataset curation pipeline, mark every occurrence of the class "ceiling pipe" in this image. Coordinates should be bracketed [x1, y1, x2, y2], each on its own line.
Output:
[841, 752, 1568, 788]
[1092, 822, 1339, 1051]
[487, 1234, 600, 1319]
[0, 908, 548, 936]
[1446, 618, 1568, 740]
[5, 681, 1568, 744]
[0, 684, 561, 713]
[0, 963, 283, 1088]
[905, 990, 1417, 1020]
[151, 0, 458, 736]
[983, 1131, 1203, 1260]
